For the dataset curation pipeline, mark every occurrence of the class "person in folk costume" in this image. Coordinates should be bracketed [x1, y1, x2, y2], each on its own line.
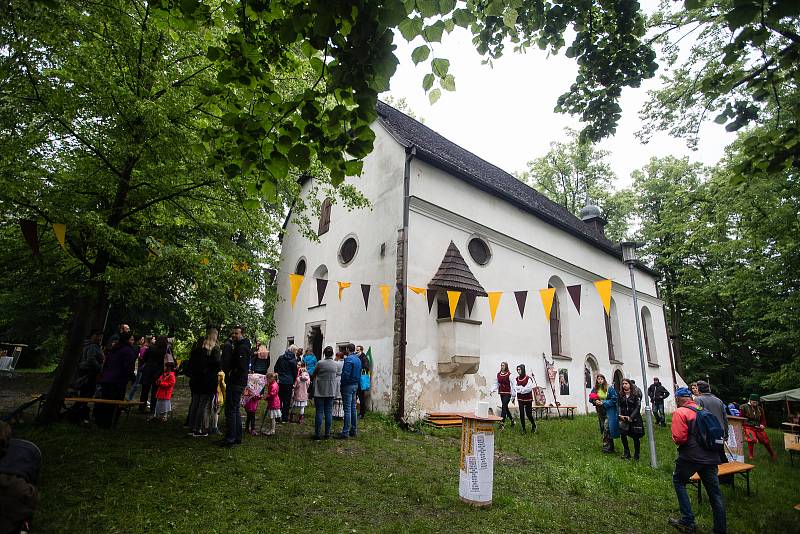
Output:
[513, 364, 537, 434]
[491, 362, 515, 429]
[740, 394, 777, 462]
[590, 373, 619, 453]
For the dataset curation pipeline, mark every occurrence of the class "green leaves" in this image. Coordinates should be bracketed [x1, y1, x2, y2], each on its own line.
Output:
[412, 45, 431, 65]
[440, 74, 456, 91]
[399, 17, 423, 41]
[266, 151, 289, 180]
[431, 57, 449, 78]
[422, 73, 434, 91]
[428, 88, 441, 104]
[423, 20, 445, 42]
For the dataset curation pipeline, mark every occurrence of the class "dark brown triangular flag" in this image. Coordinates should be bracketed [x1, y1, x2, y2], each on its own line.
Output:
[567, 284, 581, 314]
[427, 289, 437, 313]
[361, 284, 371, 310]
[465, 292, 476, 316]
[20, 220, 40, 256]
[316, 278, 328, 306]
[514, 290, 528, 318]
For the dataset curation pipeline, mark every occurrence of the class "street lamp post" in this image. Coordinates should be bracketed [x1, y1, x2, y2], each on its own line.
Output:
[621, 241, 658, 468]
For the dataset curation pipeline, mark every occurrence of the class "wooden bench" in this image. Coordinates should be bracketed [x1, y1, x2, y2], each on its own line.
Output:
[64, 397, 144, 425]
[533, 405, 577, 420]
[689, 461, 754, 504]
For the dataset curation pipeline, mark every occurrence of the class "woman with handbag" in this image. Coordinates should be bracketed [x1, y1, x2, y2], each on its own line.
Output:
[618, 378, 644, 460]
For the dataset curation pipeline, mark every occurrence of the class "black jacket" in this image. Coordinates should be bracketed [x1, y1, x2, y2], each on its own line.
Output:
[188, 342, 221, 395]
[618, 393, 644, 438]
[648, 383, 670, 402]
[223, 338, 251, 387]
[141, 346, 165, 385]
[275, 351, 298, 385]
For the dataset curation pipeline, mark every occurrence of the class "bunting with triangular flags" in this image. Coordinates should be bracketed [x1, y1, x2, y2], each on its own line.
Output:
[427, 289, 438, 313]
[487, 291, 502, 323]
[514, 290, 528, 318]
[379, 284, 391, 312]
[338, 281, 351, 301]
[465, 292, 476, 316]
[408, 286, 427, 296]
[316, 278, 328, 306]
[289, 274, 304, 308]
[594, 279, 612, 316]
[361, 284, 370, 309]
[567, 284, 582, 314]
[447, 291, 461, 320]
[19, 220, 39, 256]
[52, 223, 66, 249]
[539, 287, 556, 321]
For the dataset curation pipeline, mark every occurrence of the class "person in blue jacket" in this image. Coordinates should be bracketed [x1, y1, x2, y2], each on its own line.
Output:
[590, 373, 619, 453]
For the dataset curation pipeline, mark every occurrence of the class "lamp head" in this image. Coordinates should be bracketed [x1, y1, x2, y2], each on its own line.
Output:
[620, 241, 643, 264]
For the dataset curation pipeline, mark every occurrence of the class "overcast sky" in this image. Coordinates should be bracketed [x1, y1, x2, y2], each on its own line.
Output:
[382, 3, 735, 189]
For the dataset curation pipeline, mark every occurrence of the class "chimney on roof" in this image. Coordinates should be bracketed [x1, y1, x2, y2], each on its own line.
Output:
[579, 195, 607, 238]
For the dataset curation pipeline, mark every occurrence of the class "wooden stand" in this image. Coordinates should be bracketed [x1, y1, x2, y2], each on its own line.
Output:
[458, 412, 502, 507]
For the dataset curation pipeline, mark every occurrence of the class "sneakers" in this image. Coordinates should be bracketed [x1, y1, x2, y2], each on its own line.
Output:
[668, 518, 696, 533]
[192, 431, 209, 437]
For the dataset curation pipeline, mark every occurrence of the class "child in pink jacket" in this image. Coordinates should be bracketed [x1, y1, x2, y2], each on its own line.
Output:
[290, 363, 310, 424]
[241, 386, 261, 436]
[260, 373, 281, 436]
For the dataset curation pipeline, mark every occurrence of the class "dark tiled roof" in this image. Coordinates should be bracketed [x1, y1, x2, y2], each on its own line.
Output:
[428, 241, 488, 296]
[376, 101, 659, 278]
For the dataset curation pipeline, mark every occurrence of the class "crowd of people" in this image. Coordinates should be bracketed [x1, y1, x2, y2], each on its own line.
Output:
[70, 324, 373, 445]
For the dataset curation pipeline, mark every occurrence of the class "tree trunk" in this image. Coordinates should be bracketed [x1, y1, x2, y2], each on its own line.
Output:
[38, 295, 93, 422]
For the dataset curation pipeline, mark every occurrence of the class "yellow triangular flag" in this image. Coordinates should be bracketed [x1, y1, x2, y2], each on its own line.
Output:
[447, 291, 461, 321]
[539, 288, 556, 321]
[380, 284, 391, 312]
[408, 286, 427, 296]
[487, 291, 502, 323]
[289, 274, 304, 309]
[337, 281, 351, 301]
[52, 223, 66, 249]
[594, 279, 612, 316]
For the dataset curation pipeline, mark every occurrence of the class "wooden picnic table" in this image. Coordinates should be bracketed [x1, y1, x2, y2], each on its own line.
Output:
[689, 461, 754, 503]
[533, 405, 577, 420]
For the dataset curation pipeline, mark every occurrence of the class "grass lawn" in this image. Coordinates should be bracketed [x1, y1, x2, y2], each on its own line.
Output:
[9, 380, 800, 533]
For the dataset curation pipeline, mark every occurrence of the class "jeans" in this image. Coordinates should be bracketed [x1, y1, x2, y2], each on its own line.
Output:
[278, 383, 293, 422]
[315, 396, 334, 438]
[225, 384, 244, 444]
[127, 368, 143, 401]
[673, 459, 727, 534]
[653, 400, 665, 425]
[340, 383, 359, 436]
[499, 393, 514, 424]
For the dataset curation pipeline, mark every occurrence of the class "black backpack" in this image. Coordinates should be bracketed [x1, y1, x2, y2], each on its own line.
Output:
[688, 406, 725, 451]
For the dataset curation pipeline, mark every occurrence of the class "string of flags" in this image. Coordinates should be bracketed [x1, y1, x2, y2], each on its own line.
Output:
[287, 274, 616, 322]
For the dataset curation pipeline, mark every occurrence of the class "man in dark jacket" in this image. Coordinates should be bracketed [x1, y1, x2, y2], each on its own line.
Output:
[71, 331, 104, 423]
[95, 332, 137, 428]
[336, 343, 362, 439]
[222, 326, 250, 447]
[668, 388, 726, 534]
[275, 345, 298, 422]
[648, 378, 670, 427]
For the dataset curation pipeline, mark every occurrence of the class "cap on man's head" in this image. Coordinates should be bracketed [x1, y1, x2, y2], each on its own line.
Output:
[749, 393, 760, 401]
[696, 380, 711, 393]
[675, 387, 692, 398]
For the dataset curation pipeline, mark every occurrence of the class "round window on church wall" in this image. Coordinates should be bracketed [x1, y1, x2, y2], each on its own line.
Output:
[468, 237, 491, 265]
[339, 236, 358, 266]
[295, 258, 307, 276]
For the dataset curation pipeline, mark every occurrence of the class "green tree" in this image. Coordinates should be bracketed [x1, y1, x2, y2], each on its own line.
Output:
[641, 0, 800, 182]
[518, 128, 632, 241]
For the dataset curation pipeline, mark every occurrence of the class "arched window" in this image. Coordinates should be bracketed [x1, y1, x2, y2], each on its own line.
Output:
[294, 258, 307, 276]
[309, 264, 328, 307]
[641, 306, 658, 364]
[547, 276, 570, 357]
[613, 369, 623, 393]
[549, 285, 562, 356]
[318, 198, 332, 236]
[605, 298, 622, 362]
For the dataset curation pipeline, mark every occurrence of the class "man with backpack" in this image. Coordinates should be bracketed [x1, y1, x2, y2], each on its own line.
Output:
[335, 343, 361, 439]
[694, 380, 729, 462]
[668, 387, 727, 534]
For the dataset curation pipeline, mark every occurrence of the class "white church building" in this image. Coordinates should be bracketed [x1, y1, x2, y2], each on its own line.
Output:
[269, 101, 680, 419]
